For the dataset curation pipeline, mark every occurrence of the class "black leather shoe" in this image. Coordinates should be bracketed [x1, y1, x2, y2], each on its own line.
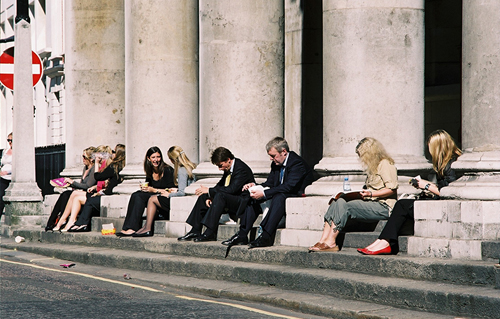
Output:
[177, 232, 200, 241]
[222, 233, 248, 246]
[194, 233, 217, 242]
[132, 231, 154, 237]
[248, 235, 273, 249]
[116, 231, 134, 237]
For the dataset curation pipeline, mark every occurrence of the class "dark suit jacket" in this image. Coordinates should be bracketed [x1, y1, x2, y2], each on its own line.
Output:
[208, 158, 255, 198]
[261, 151, 313, 199]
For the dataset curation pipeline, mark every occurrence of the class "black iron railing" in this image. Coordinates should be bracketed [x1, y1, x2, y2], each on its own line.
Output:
[35, 144, 66, 196]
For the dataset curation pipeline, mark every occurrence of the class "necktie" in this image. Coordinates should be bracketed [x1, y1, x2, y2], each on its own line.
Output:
[225, 173, 231, 187]
[279, 167, 285, 184]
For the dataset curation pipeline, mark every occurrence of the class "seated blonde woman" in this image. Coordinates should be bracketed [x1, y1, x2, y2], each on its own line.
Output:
[309, 137, 398, 252]
[53, 145, 114, 232]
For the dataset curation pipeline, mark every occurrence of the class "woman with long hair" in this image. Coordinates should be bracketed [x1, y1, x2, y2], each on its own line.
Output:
[309, 137, 398, 252]
[133, 146, 196, 237]
[54, 145, 114, 231]
[45, 146, 97, 231]
[358, 130, 461, 255]
[68, 144, 126, 232]
[116, 146, 176, 236]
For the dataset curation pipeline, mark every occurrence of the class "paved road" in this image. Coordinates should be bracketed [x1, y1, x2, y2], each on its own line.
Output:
[0, 249, 327, 319]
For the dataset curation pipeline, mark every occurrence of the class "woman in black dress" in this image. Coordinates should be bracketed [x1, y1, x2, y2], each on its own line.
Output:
[358, 130, 462, 255]
[116, 146, 176, 236]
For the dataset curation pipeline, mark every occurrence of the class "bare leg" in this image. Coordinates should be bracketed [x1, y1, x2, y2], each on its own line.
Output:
[62, 194, 87, 231]
[135, 196, 160, 234]
[54, 190, 84, 230]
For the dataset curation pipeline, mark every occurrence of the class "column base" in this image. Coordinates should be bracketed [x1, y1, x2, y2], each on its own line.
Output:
[59, 166, 86, 179]
[109, 163, 145, 194]
[4, 182, 43, 202]
[442, 151, 500, 200]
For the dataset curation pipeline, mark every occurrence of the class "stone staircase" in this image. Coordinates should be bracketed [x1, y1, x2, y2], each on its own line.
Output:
[2, 228, 499, 319]
[1, 191, 497, 318]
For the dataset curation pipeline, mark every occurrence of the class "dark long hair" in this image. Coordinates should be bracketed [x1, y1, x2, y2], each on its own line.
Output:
[143, 146, 168, 178]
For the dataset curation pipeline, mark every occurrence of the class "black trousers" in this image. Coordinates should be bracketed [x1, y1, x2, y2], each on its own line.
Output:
[75, 195, 101, 227]
[122, 191, 154, 231]
[45, 190, 73, 229]
[378, 199, 415, 249]
[239, 193, 289, 237]
[200, 192, 249, 235]
[0, 177, 11, 218]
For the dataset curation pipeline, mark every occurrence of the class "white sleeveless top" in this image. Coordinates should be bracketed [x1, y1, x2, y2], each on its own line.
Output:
[1, 149, 12, 181]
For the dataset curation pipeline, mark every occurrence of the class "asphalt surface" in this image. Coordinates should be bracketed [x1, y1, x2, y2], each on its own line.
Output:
[0, 249, 327, 319]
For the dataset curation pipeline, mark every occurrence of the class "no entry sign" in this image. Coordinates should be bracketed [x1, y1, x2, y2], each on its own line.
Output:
[0, 47, 43, 91]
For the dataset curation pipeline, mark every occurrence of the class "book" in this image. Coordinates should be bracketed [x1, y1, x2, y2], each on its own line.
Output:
[50, 177, 69, 188]
[328, 191, 363, 205]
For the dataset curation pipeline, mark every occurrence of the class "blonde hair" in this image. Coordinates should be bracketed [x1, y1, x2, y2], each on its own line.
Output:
[427, 130, 462, 177]
[83, 146, 96, 162]
[355, 137, 394, 176]
[167, 146, 196, 186]
[95, 145, 113, 172]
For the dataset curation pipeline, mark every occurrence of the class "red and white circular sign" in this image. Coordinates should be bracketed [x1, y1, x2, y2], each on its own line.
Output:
[0, 46, 43, 91]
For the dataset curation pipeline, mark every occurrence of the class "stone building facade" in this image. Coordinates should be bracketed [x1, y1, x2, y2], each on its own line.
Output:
[1, 1, 498, 259]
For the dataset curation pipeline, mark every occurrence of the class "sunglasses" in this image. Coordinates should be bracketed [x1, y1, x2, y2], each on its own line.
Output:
[7, 139, 12, 143]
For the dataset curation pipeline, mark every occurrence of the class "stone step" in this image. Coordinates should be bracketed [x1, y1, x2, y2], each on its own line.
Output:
[3, 233, 499, 319]
[12, 230, 498, 288]
[93, 216, 268, 243]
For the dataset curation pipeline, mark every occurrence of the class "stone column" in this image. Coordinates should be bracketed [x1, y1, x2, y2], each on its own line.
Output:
[63, 0, 125, 177]
[441, 0, 500, 200]
[3, 18, 43, 228]
[407, 1, 500, 260]
[198, 0, 284, 177]
[309, 0, 429, 195]
[116, 0, 199, 193]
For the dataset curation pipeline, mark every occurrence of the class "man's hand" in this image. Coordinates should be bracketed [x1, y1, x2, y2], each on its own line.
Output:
[195, 185, 209, 196]
[205, 199, 212, 207]
[242, 182, 255, 191]
[250, 189, 264, 200]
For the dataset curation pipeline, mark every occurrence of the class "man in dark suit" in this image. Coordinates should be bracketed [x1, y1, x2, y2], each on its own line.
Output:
[223, 137, 314, 248]
[178, 147, 255, 242]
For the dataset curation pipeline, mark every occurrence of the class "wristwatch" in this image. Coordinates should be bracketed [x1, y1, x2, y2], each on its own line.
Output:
[424, 184, 431, 190]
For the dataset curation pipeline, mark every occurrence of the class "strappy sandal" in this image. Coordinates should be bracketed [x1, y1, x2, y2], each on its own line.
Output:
[310, 242, 339, 252]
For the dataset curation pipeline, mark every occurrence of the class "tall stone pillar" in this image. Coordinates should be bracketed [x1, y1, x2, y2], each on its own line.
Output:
[441, 0, 500, 200]
[3, 16, 43, 228]
[407, 1, 500, 260]
[115, 0, 199, 192]
[309, 0, 429, 195]
[198, 0, 284, 177]
[63, 0, 125, 177]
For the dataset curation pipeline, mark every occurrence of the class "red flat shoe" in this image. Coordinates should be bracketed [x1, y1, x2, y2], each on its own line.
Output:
[360, 246, 392, 255]
[357, 248, 368, 254]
